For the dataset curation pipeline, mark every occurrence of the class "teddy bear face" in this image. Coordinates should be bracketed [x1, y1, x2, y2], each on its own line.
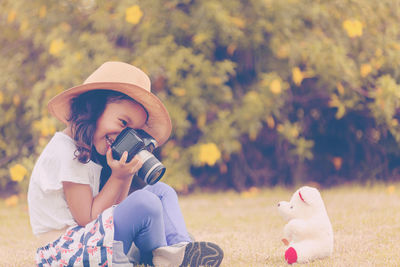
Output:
[278, 186, 326, 221]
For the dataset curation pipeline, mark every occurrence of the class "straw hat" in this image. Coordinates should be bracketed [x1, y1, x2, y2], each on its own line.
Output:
[48, 61, 172, 146]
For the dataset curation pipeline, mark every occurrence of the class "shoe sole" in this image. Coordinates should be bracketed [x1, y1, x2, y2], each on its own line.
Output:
[180, 241, 224, 267]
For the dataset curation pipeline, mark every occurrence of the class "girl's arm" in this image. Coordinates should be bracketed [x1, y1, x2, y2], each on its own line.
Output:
[63, 149, 142, 226]
[115, 178, 132, 204]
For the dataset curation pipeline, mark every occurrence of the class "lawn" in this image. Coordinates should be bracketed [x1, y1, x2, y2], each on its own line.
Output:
[1, 183, 399, 267]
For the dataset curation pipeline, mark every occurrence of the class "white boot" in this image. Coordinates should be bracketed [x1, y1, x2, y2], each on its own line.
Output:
[152, 242, 223, 267]
[152, 242, 188, 267]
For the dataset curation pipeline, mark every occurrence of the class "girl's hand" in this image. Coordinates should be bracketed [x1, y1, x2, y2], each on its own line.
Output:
[106, 148, 143, 180]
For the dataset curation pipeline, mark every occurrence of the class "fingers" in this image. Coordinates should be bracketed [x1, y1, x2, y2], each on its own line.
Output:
[107, 150, 144, 179]
[127, 154, 143, 166]
[106, 149, 128, 165]
[120, 151, 128, 164]
[127, 155, 144, 172]
[106, 147, 113, 165]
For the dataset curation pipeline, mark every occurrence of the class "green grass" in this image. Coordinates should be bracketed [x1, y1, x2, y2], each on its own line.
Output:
[1, 183, 400, 266]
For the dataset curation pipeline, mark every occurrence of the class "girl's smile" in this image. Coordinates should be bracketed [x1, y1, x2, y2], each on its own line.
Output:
[93, 99, 147, 155]
[105, 135, 114, 148]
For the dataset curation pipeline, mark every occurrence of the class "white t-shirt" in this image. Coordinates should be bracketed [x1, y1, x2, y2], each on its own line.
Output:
[28, 132, 102, 235]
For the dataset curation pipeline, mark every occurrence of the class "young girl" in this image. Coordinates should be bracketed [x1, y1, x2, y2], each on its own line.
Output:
[28, 62, 223, 266]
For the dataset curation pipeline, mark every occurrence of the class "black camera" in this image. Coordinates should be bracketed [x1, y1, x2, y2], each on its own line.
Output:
[111, 128, 166, 185]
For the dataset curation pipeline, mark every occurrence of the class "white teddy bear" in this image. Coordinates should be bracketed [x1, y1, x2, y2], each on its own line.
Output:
[277, 186, 334, 264]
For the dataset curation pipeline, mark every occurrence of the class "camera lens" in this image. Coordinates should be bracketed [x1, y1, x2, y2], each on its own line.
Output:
[137, 150, 166, 185]
[145, 164, 166, 185]
[153, 169, 164, 180]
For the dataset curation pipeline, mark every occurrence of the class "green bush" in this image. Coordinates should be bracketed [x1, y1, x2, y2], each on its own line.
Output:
[2, 0, 400, 194]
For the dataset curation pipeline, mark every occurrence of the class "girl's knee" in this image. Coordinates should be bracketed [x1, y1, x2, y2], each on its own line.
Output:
[128, 190, 163, 216]
[150, 182, 178, 199]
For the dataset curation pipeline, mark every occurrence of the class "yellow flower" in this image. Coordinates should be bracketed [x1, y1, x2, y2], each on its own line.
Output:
[269, 79, 282, 95]
[171, 87, 186, 97]
[387, 185, 395, 195]
[292, 67, 304, 86]
[266, 115, 275, 129]
[290, 127, 299, 138]
[74, 52, 83, 61]
[342, 19, 363, 38]
[241, 187, 260, 198]
[245, 91, 260, 102]
[49, 39, 65, 56]
[197, 113, 207, 128]
[9, 164, 28, 182]
[39, 5, 47, 18]
[336, 82, 345, 95]
[19, 19, 29, 33]
[198, 143, 221, 166]
[125, 5, 143, 25]
[375, 48, 383, 57]
[5, 195, 19, 207]
[0, 92, 4, 104]
[33, 116, 56, 137]
[193, 33, 208, 45]
[13, 95, 20, 106]
[360, 63, 372, 77]
[328, 94, 340, 108]
[209, 77, 223, 86]
[229, 17, 246, 29]
[227, 44, 237, 56]
[276, 44, 290, 59]
[60, 23, 72, 32]
[332, 157, 343, 171]
[219, 163, 228, 174]
[7, 10, 16, 24]
[249, 129, 258, 141]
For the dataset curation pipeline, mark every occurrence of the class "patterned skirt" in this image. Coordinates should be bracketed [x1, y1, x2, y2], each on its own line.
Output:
[36, 207, 115, 267]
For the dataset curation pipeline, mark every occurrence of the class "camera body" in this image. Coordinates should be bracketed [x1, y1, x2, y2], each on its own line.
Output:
[111, 128, 165, 185]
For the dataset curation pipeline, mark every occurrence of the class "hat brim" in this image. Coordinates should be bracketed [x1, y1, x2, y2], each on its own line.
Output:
[48, 82, 172, 146]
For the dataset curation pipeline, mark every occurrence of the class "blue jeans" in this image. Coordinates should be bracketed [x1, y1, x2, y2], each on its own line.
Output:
[113, 182, 191, 256]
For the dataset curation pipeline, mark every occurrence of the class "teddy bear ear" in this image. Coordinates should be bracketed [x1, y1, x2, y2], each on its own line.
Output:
[298, 190, 308, 204]
[298, 186, 320, 205]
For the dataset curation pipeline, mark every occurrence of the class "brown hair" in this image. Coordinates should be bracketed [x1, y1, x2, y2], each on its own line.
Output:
[68, 89, 134, 163]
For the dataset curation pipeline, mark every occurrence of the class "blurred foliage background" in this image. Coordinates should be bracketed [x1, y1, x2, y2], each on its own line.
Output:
[2, 0, 400, 200]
